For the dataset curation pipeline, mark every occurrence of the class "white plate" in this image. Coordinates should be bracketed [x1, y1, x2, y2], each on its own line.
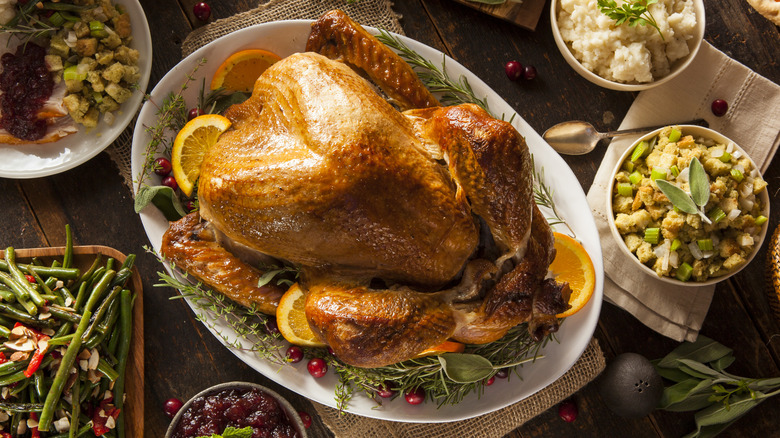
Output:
[0, 0, 152, 179]
[131, 20, 604, 423]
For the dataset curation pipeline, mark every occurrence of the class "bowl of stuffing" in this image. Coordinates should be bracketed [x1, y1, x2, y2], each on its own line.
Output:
[551, 0, 705, 91]
[606, 125, 770, 285]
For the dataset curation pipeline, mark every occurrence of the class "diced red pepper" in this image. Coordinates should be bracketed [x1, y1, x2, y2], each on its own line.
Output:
[0, 432, 12, 438]
[25, 274, 36, 283]
[0, 352, 6, 365]
[13, 322, 46, 339]
[23, 335, 50, 379]
[91, 403, 120, 436]
[30, 412, 40, 438]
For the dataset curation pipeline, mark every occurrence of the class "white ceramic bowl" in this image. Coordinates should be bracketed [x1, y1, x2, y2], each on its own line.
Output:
[606, 125, 770, 286]
[550, 0, 705, 91]
[165, 381, 307, 437]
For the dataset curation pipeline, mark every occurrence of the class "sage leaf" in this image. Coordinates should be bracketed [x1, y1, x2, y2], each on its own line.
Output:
[467, 0, 507, 3]
[664, 391, 718, 412]
[748, 377, 780, 390]
[709, 354, 735, 372]
[694, 392, 763, 428]
[212, 92, 249, 115]
[688, 157, 710, 207]
[134, 185, 187, 221]
[656, 180, 698, 214]
[659, 378, 714, 409]
[683, 418, 741, 438]
[438, 353, 494, 383]
[653, 359, 693, 382]
[676, 359, 724, 379]
[658, 336, 732, 369]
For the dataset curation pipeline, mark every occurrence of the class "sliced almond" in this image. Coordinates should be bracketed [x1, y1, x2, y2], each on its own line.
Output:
[38, 312, 52, 320]
[87, 348, 99, 370]
[78, 349, 91, 360]
[10, 351, 30, 362]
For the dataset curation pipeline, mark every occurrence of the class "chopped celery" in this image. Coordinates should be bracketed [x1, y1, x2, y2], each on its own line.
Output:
[617, 183, 633, 197]
[623, 160, 635, 172]
[629, 171, 642, 185]
[650, 168, 667, 181]
[668, 128, 682, 142]
[89, 20, 108, 38]
[670, 239, 682, 251]
[644, 228, 660, 244]
[631, 141, 648, 162]
[676, 262, 693, 281]
[755, 215, 768, 226]
[730, 168, 744, 182]
[718, 151, 731, 163]
[63, 65, 86, 81]
[697, 239, 714, 251]
[708, 207, 725, 223]
[49, 12, 65, 27]
[670, 165, 680, 177]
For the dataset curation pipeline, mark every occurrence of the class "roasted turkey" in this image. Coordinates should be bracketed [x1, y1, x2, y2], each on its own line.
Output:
[161, 10, 570, 368]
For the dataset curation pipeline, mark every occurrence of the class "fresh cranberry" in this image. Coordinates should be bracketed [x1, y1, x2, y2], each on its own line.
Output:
[188, 108, 205, 120]
[163, 398, 184, 419]
[376, 381, 396, 398]
[505, 61, 523, 81]
[327, 347, 336, 356]
[711, 99, 728, 117]
[405, 387, 425, 405]
[286, 346, 303, 363]
[298, 411, 312, 429]
[495, 368, 509, 378]
[162, 176, 178, 191]
[307, 358, 328, 378]
[484, 376, 495, 386]
[193, 2, 211, 21]
[265, 318, 280, 335]
[523, 65, 537, 80]
[184, 200, 198, 212]
[154, 157, 172, 176]
[24, 274, 36, 283]
[558, 398, 578, 423]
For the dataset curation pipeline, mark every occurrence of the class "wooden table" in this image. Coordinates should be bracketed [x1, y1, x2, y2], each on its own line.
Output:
[1, 0, 778, 436]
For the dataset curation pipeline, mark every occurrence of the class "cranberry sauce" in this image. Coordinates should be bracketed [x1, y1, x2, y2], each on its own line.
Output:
[0, 42, 55, 141]
[172, 387, 300, 438]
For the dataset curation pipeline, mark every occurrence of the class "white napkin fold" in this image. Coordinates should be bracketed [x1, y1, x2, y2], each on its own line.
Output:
[587, 41, 780, 342]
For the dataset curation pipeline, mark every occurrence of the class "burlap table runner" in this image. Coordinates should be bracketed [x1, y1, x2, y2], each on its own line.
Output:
[108, 1, 605, 436]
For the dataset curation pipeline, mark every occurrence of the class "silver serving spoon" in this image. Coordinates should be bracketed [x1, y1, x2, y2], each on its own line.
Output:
[543, 119, 709, 155]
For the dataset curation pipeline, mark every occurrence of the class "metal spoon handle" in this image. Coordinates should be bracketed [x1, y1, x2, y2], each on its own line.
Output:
[603, 119, 709, 138]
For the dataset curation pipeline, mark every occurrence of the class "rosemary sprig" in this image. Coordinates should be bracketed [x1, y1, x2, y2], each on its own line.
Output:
[598, 0, 664, 40]
[134, 59, 203, 194]
[375, 30, 492, 116]
[531, 155, 576, 236]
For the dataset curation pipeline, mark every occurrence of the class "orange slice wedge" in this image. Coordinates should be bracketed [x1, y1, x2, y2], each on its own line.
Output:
[171, 114, 231, 197]
[210, 49, 281, 93]
[276, 283, 326, 348]
[549, 232, 596, 318]
[414, 340, 466, 358]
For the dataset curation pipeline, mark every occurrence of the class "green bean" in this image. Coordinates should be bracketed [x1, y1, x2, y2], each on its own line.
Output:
[82, 286, 120, 343]
[0, 261, 80, 280]
[9, 375, 29, 396]
[27, 267, 54, 299]
[69, 374, 80, 438]
[0, 314, 15, 327]
[38, 309, 92, 431]
[83, 270, 116, 315]
[79, 380, 98, 405]
[48, 333, 75, 346]
[96, 358, 118, 382]
[0, 324, 9, 338]
[0, 401, 44, 413]
[0, 284, 16, 303]
[10, 411, 21, 437]
[107, 323, 121, 356]
[50, 423, 92, 438]
[63, 224, 73, 269]
[0, 302, 56, 329]
[0, 272, 36, 315]
[0, 358, 29, 376]
[46, 305, 82, 324]
[31, 257, 44, 266]
[54, 320, 74, 338]
[58, 286, 76, 304]
[42, 1, 94, 11]
[73, 254, 101, 290]
[114, 289, 133, 438]
[85, 299, 119, 350]
[4, 248, 46, 308]
[118, 254, 136, 271]
[33, 369, 46, 399]
[0, 357, 52, 386]
[72, 282, 88, 315]
[110, 267, 133, 289]
[106, 257, 115, 272]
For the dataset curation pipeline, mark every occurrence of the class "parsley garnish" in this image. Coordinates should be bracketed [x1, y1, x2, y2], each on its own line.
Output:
[597, 0, 664, 40]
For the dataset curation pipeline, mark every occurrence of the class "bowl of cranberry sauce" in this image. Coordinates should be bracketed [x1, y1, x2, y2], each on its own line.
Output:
[166, 382, 307, 438]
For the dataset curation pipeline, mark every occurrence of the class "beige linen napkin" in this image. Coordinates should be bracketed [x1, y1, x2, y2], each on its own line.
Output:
[587, 41, 780, 342]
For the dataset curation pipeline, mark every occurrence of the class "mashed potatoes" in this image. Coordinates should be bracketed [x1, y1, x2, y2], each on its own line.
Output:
[557, 0, 697, 83]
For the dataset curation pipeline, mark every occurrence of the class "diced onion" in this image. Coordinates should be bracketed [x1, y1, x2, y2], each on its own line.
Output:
[669, 251, 680, 268]
[702, 250, 715, 259]
[678, 167, 690, 182]
[739, 182, 754, 198]
[689, 242, 703, 260]
[726, 142, 735, 153]
[732, 150, 742, 159]
[750, 169, 759, 178]
[737, 234, 754, 247]
[65, 31, 77, 48]
[711, 149, 724, 158]
[733, 164, 745, 174]
[103, 112, 114, 126]
[740, 198, 754, 211]
[711, 234, 720, 248]
[727, 209, 741, 220]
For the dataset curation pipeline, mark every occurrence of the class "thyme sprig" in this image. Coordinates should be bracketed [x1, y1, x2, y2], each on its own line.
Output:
[375, 30, 492, 116]
[598, 0, 664, 40]
[150, 248, 286, 365]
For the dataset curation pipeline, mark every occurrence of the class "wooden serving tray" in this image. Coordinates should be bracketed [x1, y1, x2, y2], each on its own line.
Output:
[1, 245, 144, 437]
[450, 0, 548, 31]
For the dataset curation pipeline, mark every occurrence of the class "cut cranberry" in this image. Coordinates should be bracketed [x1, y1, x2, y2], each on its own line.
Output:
[286, 346, 303, 363]
[711, 99, 728, 117]
[376, 381, 396, 398]
[188, 108, 205, 120]
[495, 368, 509, 378]
[307, 358, 328, 378]
[264, 318, 280, 335]
[162, 176, 178, 191]
[405, 387, 425, 405]
[505, 61, 523, 81]
[154, 157, 172, 176]
[484, 376, 495, 386]
[298, 411, 312, 429]
[558, 398, 578, 423]
[163, 398, 184, 419]
[523, 65, 538, 80]
[184, 200, 198, 212]
[193, 2, 211, 21]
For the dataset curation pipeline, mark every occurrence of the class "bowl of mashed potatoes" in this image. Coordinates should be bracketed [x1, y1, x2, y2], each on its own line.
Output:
[551, 0, 705, 91]
[606, 125, 770, 285]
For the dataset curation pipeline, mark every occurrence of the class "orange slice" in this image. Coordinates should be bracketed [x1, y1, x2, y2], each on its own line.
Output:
[276, 283, 326, 347]
[210, 49, 282, 93]
[549, 232, 596, 318]
[171, 114, 231, 197]
[414, 340, 466, 358]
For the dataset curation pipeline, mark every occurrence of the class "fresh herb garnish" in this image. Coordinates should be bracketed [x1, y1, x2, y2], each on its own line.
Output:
[196, 426, 253, 438]
[655, 336, 780, 438]
[597, 0, 664, 40]
[655, 157, 712, 224]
